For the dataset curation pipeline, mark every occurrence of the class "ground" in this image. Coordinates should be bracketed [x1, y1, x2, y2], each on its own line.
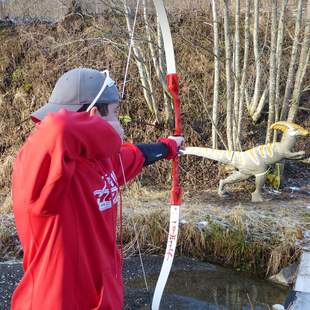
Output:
[120, 161, 310, 276]
[0, 256, 288, 310]
[0, 162, 309, 309]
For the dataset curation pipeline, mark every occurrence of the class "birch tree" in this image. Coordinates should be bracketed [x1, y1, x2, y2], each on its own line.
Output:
[280, 0, 303, 120]
[245, 0, 269, 123]
[287, 0, 310, 122]
[211, 0, 220, 149]
[223, 0, 233, 150]
[266, 0, 278, 143]
[250, 0, 262, 116]
[237, 0, 250, 144]
[233, 0, 240, 149]
[122, 0, 160, 123]
[274, 0, 288, 125]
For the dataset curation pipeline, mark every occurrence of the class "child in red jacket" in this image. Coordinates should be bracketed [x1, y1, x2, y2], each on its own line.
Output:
[11, 68, 183, 310]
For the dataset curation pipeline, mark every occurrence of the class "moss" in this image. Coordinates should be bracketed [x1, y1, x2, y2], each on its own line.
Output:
[302, 211, 310, 221]
[23, 82, 33, 93]
[9, 67, 32, 95]
[203, 223, 267, 274]
[301, 211, 310, 227]
[121, 208, 299, 278]
[12, 68, 24, 82]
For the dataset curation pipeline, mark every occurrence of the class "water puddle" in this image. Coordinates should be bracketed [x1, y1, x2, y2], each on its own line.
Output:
[0, 257, 289, 309]
[128, 266, 288, 309]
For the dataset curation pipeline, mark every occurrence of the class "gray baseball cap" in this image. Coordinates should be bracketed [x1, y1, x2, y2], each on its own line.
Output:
[31, 68, 120, 122]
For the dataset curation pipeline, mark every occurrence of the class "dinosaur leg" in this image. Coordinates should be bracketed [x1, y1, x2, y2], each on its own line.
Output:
[218, 171, 251, 197]
[251, 173, 267, 202]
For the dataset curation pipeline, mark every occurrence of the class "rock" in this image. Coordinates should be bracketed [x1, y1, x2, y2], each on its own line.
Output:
[0, 18, 14, 27]
[304, 230, 310, 239]
[196, 221, 208, 230]
[295, 226, 303, 240]
[269, 263, 298, 286]
[180, 219, 188, 225]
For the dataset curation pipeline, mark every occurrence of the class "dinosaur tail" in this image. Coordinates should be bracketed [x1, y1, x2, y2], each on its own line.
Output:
[182, 147, 233, 164]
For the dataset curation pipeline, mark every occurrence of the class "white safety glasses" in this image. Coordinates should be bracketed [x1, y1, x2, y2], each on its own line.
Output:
[86, 70, 116, 112]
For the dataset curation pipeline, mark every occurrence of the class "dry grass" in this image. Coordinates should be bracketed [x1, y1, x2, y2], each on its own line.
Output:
[0, 207, 21, 261]
[0, 178, 307, 276]
[120, 186, 308, 277]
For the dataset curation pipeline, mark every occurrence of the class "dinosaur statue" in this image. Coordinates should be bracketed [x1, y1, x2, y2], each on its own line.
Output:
[181, 122, 309, 202]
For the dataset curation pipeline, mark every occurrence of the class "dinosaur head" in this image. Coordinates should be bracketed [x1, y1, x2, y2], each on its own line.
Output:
[271, 121, 309, 137]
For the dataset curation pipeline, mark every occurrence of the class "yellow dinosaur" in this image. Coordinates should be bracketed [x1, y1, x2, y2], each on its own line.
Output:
[181, 122, 309, 202]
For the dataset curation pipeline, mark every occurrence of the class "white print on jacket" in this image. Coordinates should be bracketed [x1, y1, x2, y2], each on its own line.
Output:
[93, 172, 119, 212]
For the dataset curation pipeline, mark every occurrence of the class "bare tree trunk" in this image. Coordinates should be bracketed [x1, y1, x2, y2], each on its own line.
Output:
[246, 5, 271, 123]
[237, 0, 250, 148]
[233, 0, 240, 149]
[252, 87, 268, 122]
[288, 0, 310, 122]
[142, 0, 167, 124]
[223, 0, 233, 150]
[266, 0, 278, 143]
[211, 0, 220, 149]
[274, 0, 288, 127]
[142, 0, 160, 79]
[0, 1, 6, 18]
[67, 0, 82, 15]
[280, 0, 303, 120]
[251, 0, 262, 116]
[123, 0, 159, 123]
[288, 49, 310, 122]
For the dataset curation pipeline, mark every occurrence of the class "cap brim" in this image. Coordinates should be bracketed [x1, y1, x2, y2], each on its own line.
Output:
[31, 102, 83, 123]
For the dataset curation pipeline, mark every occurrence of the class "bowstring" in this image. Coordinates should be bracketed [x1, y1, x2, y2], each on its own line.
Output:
[120, 0, 150, 301]
[121, 0, 141, 99]
[118, 154, 150, 300]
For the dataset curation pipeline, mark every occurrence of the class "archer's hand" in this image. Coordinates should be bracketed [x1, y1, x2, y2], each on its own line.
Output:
[168, 136, 185, 151]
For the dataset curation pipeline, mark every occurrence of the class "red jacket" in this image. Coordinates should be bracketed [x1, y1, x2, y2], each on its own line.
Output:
[11, 110, 148, 310]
